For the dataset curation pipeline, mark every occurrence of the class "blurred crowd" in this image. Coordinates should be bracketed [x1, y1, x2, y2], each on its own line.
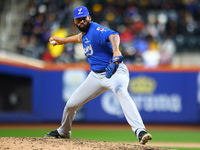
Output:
[16, 0, 200, 66]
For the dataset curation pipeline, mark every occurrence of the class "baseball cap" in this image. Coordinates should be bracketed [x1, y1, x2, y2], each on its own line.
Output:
[73, 6, 89, 19]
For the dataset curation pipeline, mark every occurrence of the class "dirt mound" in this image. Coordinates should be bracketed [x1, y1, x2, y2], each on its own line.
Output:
[0, 137, 170, 150]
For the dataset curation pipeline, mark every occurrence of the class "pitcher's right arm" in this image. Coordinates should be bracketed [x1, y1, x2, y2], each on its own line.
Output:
[49, 33, 82, 46]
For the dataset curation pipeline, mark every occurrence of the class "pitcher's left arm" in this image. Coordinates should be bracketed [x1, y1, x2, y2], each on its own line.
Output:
[105, 34, 123, 78]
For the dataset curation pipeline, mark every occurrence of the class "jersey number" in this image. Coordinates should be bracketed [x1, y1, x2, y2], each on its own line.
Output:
[84, 44, 93, 56]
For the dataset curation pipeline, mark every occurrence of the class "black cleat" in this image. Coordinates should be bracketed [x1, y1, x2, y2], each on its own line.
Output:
[138, 131, 152, 145]
[44, 130, 67, 138]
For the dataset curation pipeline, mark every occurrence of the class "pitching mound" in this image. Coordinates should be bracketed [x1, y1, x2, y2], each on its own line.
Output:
[0, 137, 170, 150]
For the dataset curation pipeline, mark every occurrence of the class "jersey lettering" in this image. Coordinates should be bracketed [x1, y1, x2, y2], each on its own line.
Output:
[96, 27, 107, 32]
[84, 38, 90, 43]
[84, 44, 93, 56]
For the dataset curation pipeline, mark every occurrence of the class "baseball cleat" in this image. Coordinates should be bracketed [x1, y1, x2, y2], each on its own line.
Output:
[44, 130, 67, 138]
[138, 131, 152, 145]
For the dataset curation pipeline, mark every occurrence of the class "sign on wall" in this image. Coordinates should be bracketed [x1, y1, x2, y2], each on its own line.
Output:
[85, 72, 199, 123]
[0, 62, 199, 123]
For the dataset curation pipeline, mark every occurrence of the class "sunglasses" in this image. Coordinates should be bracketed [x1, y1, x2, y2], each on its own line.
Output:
[75, 17, 89, 24]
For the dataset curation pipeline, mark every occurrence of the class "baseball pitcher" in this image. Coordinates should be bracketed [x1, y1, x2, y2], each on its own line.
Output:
[45, 6, 152, 145]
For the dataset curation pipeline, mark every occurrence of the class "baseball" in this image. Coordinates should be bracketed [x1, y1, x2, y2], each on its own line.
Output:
[50, 40, 56, 45]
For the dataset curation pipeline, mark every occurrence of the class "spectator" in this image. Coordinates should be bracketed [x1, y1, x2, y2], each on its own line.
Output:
[16, 0, 200, 64]
[159, 35, 176, 65]
[45, 23, 68, 62]
[142, 35, 160, 67]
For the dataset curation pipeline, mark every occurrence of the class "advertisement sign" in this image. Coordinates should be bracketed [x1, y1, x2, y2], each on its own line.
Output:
[0, 62, 199, 123]
[86, 72, 199, 123]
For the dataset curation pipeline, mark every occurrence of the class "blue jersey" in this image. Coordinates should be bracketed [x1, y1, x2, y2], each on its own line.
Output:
[82, 21, 119, 72]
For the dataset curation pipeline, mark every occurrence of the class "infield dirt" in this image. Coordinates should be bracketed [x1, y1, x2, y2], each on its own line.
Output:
[0, 137, 171, 150]
[0, 123, 200, 150]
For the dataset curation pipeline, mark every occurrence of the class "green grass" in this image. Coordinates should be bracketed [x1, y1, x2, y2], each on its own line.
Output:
[74, 130, 200, 143]
[0, 129, 199, 150]
[146, 131, 200, 143]
[0, 129, 48, 137]
[0, 129, 199, 142]
[171, 148, 198, 150]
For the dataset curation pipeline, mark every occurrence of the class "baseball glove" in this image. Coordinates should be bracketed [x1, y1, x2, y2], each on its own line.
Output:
[105, 56, 123, 78]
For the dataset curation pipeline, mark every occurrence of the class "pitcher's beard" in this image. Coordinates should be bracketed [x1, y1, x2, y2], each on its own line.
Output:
[77, 22, 91, 32]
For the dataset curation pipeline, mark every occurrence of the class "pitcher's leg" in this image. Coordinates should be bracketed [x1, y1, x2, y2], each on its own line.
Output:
[57, 72, 107, 137]
[107, 64, 152, 144]
[105, 64, 146, 136]
[116, 90, 146, 136]
[113, 77, 145, 133]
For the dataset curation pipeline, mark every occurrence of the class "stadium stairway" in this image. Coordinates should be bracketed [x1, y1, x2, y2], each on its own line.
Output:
[0, 0, 29, 51]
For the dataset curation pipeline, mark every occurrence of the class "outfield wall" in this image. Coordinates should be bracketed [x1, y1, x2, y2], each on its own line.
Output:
[0, 57, 200, 124]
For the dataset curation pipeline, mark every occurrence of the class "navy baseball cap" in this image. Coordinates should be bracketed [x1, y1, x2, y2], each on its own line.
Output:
[73, 6, 89, 19]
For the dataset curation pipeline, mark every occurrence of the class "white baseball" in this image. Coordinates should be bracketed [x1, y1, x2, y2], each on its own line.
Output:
[50, 40, 56, 45]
